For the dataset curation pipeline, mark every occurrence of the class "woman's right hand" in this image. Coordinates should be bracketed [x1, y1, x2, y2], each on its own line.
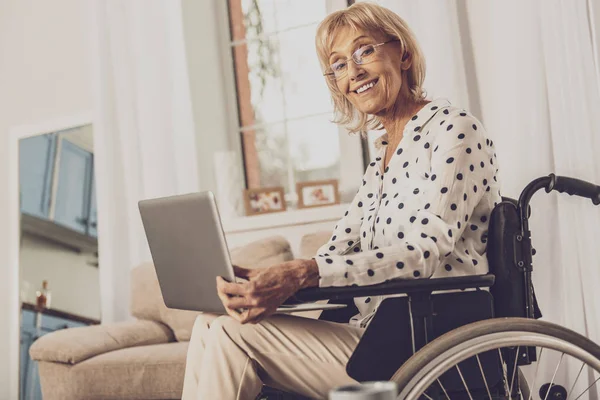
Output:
[217, 260, 316, 324]
[232, 265, 257, 281]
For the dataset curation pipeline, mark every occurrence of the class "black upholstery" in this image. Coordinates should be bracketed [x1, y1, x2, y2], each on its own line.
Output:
[345, 291, 498, 384]
[488, 197, 542, 319]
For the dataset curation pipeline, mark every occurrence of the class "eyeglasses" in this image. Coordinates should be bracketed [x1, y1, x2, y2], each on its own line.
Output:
[324, 39, 399, 80]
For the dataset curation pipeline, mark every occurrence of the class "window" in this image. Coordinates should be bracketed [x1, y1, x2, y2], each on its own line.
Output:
[227, 0, 364, 205]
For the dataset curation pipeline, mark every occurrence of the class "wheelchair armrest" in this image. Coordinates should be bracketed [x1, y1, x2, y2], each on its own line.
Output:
[294, 274, 495, 302]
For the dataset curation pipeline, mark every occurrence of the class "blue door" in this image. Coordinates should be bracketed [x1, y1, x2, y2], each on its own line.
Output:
[53, 139, 93, 234]
[19, 134, 57, 219]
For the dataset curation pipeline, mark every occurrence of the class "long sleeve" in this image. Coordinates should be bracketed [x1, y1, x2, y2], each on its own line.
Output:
[314, 187, 364, 257]
[315, 111, 497, 287]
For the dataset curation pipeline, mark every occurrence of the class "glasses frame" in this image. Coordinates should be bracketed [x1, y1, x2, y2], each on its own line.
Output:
[323, 39, 399, 80]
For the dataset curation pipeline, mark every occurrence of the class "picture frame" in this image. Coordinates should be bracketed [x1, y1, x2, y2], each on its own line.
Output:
[296, 179, 340, 209]
[243, 186, 287, 216]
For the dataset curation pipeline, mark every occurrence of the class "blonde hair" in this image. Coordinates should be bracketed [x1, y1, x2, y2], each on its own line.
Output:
[315, 2, 427, 134]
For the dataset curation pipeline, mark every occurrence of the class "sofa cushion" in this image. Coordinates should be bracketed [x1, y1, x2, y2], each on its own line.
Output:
[130, 263, 164, 323]
[131, 235, 294, 341]
[299, 231, 332, 259]
[229, 234, 294, 268]
[30, 319, 174, 364]
[37, 341, 188, 400]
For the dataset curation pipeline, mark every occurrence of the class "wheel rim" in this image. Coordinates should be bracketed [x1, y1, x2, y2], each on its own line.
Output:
[397, 331, 600, 400]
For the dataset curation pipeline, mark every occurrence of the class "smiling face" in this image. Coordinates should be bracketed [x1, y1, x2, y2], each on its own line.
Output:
[329, 26, 409, 116]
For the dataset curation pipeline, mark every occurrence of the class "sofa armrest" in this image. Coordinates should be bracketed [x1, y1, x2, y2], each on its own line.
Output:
[29, 319, 174, 365]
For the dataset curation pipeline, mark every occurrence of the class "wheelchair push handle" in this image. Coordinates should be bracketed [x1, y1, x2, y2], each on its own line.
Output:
[546, 173, 600, 205]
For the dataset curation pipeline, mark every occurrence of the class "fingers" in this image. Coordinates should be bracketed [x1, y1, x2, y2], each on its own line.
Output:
[216, 287, 245, 322]
[216, 276, 246, 296]
[215, 286, 266, 324]
[216, 276, 259, 321]
[223, 295, 256, 310]
[214, 275, 276, 325]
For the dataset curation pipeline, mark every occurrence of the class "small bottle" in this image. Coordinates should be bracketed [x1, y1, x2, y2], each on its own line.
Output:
[35, 280, 51, 309]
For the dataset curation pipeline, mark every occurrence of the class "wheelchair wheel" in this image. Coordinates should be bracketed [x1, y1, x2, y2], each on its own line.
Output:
[391, 318, 600, 400]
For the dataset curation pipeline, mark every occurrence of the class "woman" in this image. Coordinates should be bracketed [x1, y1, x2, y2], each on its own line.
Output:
[182, 2, 501, 399]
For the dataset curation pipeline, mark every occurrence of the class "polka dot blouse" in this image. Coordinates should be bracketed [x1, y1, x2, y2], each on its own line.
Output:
[314, 98, 502, 327]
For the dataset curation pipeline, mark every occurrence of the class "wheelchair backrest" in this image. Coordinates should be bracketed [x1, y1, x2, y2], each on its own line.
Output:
[487, 197, 541, 319]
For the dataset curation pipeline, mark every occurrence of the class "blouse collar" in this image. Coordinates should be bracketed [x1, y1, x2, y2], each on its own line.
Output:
[373, 98, 451, 150]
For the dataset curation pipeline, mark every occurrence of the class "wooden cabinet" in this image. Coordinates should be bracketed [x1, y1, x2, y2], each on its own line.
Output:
[20, 307, 92, 400]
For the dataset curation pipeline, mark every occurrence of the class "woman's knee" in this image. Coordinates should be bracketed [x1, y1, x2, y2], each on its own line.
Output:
[190, 312, 220, 339]
[208, 315, 239, 333]
[207, 315, 250, 344]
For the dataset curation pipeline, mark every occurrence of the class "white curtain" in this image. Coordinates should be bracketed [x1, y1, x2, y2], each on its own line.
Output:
[534, 2, 600, 393]
[467, 0, 600, 342]
[89, 0, 198, 323]
[365, 0, 600, 393]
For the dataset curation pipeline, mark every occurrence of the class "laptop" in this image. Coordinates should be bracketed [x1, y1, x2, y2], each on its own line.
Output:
[138, 191, 346, 315]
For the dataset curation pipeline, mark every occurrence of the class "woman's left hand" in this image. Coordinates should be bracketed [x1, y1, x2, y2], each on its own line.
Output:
[216, 259, 319, 324]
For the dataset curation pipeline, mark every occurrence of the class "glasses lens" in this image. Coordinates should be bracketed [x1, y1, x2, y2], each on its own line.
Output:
[329, 60, 347, 79]
[353, 44, 376, 65]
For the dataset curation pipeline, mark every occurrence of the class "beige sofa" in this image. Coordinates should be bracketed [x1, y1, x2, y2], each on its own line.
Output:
[30, 233, 331, 400]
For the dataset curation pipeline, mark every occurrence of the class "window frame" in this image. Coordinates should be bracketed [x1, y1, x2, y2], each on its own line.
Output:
[224, 0, 369, 205]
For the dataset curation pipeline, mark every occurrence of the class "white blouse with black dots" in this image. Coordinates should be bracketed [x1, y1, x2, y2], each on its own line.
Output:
[314, 98, 503, 328]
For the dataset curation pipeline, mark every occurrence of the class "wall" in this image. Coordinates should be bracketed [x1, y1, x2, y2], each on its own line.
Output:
[0, 0, 93, 396]
[20, 235, 100, 320]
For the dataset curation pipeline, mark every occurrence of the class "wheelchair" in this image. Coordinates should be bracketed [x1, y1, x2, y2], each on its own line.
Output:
[260, 173, 600, 400]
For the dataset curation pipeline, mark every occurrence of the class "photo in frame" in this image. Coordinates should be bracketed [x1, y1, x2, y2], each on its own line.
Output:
[243, 187, 287, 216]
[296, 179, 340, 209]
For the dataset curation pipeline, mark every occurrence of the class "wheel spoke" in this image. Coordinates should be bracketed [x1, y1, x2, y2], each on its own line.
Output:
[519, 367, 533, 400]
[566, 362, 586, 400]
[437, 379, 451, 400]
[498, 349, 511, 395]
[509, 346, 521, 396]
[393, 320, 600, 400]
[573, 375, 600, 400]
[475, 354, 493, 400]
[528, 347, 544, 400]
[422, 392, 435, 400]
[455, 364, 474, 400]
[542, 352, 564, 400]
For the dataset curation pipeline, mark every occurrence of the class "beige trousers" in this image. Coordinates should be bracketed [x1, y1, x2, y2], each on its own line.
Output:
[181, 313, 364, 400]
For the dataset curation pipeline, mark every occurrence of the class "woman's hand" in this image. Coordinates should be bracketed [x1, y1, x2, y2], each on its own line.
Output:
[216, 259, 319, 324]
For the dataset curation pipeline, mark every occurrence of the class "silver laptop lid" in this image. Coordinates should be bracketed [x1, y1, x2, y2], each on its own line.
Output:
[138, 191, 234, 313]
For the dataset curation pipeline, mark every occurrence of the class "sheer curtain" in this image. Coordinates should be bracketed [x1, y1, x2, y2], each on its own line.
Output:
[88, 0, 198, 323]
[363, 0, 600, 392]
[471, 1, 600, 390]
[467, 0, 600, 341]
[361, 0, 600, 337]
[537, 0, 600, 340]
